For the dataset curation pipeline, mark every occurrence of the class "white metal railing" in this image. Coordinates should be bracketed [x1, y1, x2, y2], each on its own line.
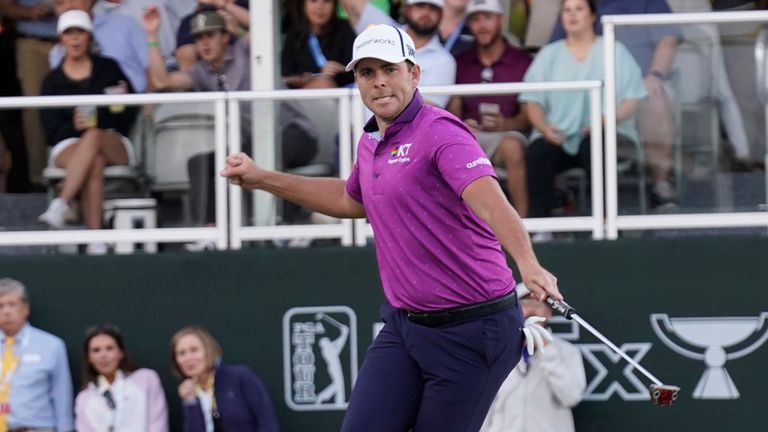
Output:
[0, 82, 604, 251]
[602, 11, 768, 239]
[0, 92, 229, 250]
[351, 81, 605, 246]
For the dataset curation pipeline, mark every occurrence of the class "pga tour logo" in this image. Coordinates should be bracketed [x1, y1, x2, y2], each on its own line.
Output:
[283, 306, 358, 411]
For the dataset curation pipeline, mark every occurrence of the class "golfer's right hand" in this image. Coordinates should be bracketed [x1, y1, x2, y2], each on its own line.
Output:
[220, 152, 262, 190]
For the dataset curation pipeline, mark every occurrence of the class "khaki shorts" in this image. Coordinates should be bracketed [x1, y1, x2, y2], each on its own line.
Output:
[474, 130, 528, 159]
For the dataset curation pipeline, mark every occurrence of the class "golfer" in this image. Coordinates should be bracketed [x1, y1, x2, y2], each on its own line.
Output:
[221, 24, 562, 432]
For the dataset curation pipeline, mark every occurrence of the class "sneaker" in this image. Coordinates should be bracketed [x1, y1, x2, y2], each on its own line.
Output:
[650, 181, 678, 210]
[184, 239, 216, 252]
[86, 242, 109, 255]
[38, 198, 71, 229]
[531, 231, 554, 243]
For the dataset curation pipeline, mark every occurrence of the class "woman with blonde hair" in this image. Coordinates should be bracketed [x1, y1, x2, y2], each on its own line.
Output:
[170, 326, 279, 432]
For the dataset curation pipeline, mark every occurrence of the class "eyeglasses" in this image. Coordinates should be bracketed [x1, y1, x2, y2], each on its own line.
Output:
[480, 66, 494, 83]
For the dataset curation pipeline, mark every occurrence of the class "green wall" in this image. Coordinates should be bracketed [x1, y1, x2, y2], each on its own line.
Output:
[1, 237, 767, 431]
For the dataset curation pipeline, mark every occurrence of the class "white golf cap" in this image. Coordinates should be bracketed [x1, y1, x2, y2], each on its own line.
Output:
[406, 0, 444, 8]
[466, 0, 504, 16]
[57, 10, 93, 35]
[345, 25, 418, 72]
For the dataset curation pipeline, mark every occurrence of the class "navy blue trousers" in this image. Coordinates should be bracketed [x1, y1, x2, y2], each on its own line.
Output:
[342, 301, 524, 432]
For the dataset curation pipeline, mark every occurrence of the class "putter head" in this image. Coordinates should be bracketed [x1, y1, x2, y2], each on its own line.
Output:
[649, 384, 680, 406]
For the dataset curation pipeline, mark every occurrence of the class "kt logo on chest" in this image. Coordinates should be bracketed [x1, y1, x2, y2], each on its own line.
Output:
[388, 143, 413, 165]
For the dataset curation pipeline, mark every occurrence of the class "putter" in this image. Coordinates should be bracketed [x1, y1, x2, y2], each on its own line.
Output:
[515, 283, 680, 406]
[545, 297, 680, 406]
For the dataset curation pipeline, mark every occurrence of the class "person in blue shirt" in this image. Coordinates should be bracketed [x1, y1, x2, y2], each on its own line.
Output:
[0, 278, 74, 432]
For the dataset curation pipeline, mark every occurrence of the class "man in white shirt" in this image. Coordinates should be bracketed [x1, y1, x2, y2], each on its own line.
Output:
[340, 0, 456, 107]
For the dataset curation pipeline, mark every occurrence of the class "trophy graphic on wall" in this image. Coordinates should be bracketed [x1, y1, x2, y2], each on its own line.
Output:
[650, 313, 768, 399]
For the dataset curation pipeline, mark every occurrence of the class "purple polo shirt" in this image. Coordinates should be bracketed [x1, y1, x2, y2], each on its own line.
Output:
[345, 90, 516, 311]
[455, 43, 532, 122]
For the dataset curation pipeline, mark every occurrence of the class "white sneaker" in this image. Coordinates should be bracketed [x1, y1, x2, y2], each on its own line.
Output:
[531, 231, 554, 243]
[184, 239, 216, 252]
[38, 198, 71, 229]
[86, 242, 109, 255]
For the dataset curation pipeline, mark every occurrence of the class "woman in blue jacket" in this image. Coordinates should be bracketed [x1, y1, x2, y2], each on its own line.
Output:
[170, 326, 279, 432]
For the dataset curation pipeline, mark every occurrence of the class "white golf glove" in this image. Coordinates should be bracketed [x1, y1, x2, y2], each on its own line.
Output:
[522, 316, 553, 356]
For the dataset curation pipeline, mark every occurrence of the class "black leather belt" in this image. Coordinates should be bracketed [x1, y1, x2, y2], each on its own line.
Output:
[406, 290, 517, 328]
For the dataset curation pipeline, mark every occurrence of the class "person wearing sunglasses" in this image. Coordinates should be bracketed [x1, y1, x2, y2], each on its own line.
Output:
[75, 323, 169, 432]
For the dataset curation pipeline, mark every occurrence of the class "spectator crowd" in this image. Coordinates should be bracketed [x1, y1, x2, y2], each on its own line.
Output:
[0, 0, 766, 250]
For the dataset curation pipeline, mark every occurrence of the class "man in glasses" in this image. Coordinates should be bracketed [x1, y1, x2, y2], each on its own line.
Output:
[447, 0, 532, 217]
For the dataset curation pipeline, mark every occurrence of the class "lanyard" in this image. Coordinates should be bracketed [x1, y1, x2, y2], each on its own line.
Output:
[196, 373, 219, 432]
[307, 32, 328, 69]
[442, 19, 465, 54]
[98, 370, 125, 431]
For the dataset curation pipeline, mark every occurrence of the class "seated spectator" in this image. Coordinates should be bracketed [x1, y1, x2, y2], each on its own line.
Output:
[282, 0, 356, 89]
[170, 326, 279, 431]
[480, 296, 586, 432]
[75, 323, 169, 432]
[143, 7, 319, 234]
[520, 0, 646, 219]
[51, 0, 149, 93]
[447, 0, 532, 216]
[339, 0, 456, 107]
[549, 0, 679, 208]
[0, 278, 73, 431]
[38, 10, 138, 255]
[175, 0, 249, 72]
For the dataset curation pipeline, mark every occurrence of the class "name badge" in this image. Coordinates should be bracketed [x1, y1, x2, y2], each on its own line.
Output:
[21, 353, 42, 363]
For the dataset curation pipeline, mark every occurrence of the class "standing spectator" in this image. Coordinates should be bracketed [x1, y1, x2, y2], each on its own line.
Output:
[480, 297, 586, 432]
[439, 0, 474, 57]
[0, 0, 57, 189]
[0, 278, 74, 431]
[448, 0, 532, 216]
[75, 323, 169, 432]
[0, 14, 31, 193]
[282, 0, 356, 89]
[339, 0, 457, 107]
[92, 0, 196, 67]
[51, 0, 149, 93]
[550, 0, 679, 208]
[521, 0, 646, 219]
[37, 10, 138, 255]
[170, 326, 279, 432]
[174, 0, 249, 72]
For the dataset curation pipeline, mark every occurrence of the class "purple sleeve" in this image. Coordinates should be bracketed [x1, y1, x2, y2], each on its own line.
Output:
[433, 124, 497, 196]
[345, 162, 363, 203]
[182, 400, 205, 432]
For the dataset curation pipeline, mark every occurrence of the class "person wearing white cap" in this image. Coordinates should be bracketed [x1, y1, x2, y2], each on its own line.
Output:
[339, 0, 456, 107]
[222, 23, 562, 432]
[447, 0, 533, 217]
[38, 9, 138, 254]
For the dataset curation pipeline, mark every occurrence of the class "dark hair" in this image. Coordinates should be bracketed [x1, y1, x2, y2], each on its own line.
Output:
[169, 326, 223, 379]
[82, 323, 136, 389]
[561, 0, 598, 15]
[288, 0, 342, 51]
